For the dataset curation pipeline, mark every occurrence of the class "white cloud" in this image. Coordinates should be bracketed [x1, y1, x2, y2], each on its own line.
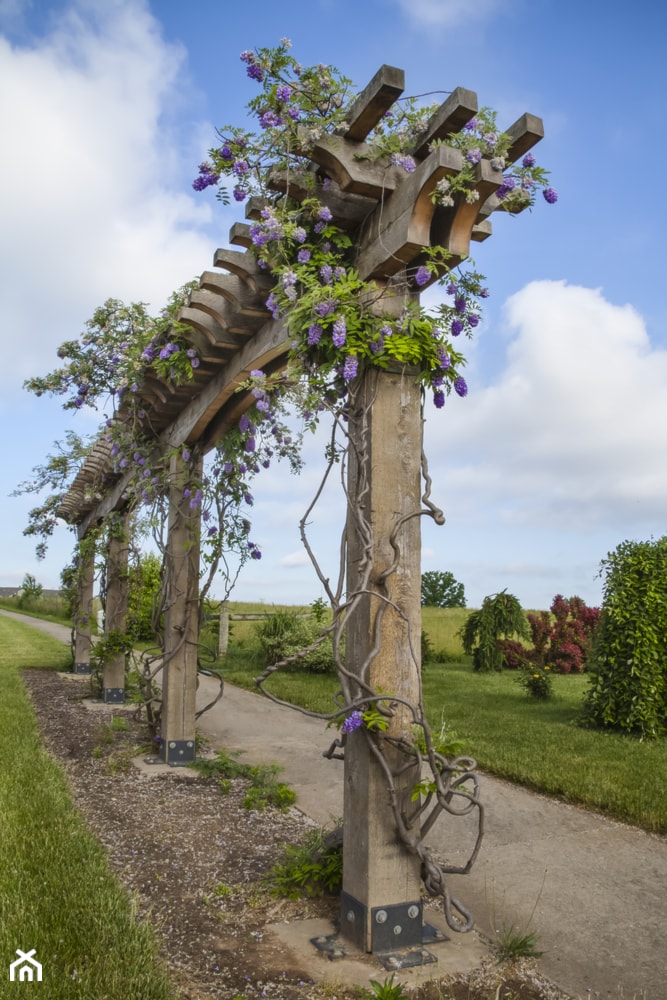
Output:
[392, 0, 501, 28]
[0, 0, 216, 396]
[426, 280, 667, 532]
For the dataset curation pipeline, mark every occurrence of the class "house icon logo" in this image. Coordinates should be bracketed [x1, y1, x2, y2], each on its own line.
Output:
[9, 949, 43, 982]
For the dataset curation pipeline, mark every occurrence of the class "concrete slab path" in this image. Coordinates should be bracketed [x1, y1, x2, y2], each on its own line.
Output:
[5, 609, 666, 999]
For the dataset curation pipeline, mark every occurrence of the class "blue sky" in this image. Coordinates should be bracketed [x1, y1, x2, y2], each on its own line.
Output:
[1, 0, 666, 610]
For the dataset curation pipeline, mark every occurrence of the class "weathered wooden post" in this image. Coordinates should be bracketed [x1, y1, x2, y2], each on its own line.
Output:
[160, 452, 202, 765]
[102, 514, 129, 703]
[341, 356, 424, 953]
[72, 541, 95, 674]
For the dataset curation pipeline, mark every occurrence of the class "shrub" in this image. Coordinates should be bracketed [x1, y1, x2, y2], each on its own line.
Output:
[460, 591, 529, 672]
[126, 552, 162, 641]
[583, 537, 667, 737]
[518, 664, 553, 700]
[255, 608, 338, 674]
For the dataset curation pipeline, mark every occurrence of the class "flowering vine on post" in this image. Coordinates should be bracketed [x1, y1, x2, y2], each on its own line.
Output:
[188, 39, 556, 952]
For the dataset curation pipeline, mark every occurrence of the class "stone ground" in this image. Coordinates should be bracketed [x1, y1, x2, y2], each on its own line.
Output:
[22, 668, 570, 1000]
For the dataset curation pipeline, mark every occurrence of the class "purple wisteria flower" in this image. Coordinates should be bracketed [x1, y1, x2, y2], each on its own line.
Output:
[496, 176, 516, 200]
[390, 153, 416, 173]
[320, 263, 333, 284]
[192, 162, 219, 191]
[297, 248, 311, 263]
[276, 84, 293, 102]
[451, 319, 463, 336]
[454, 377, 468, 398]
[436, 346, 450, 369]
[342, 355, 358, 382]
[543, 187, 558, 204]
[233, 187, 247, 202]
[266, 293, 280, 320]
[318, 205, 333, 222]
[468, 314, 480, 328]
[260, 110, 283, 128]
[341, 710, 364, 734]
[307, 324, 323, 345]
[433, 389, 445, 409]
[293, 227, 307, 243]
[454, 296, 466, 314]
[314, 299, 335, 317]
[414, 265, 431, 287]
[466, 148, 482, 164]
[332, 317, 347, 347]
[522, 152, 536, 168]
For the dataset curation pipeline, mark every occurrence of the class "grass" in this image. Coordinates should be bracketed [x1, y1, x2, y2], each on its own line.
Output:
[0, 616, 175, 999]
[0, 596, 73, 627]
[218, 603, 667, 833]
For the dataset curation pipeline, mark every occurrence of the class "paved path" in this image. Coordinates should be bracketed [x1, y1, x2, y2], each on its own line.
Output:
[5, 609, 666, 999]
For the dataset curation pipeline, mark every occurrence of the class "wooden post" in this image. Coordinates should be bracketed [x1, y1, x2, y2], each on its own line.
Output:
[102, 516, 129, 703]
[160, 453, 201, 765]
[340, 361, 424, 953]
[73, 541, 95, 674]
[218, 601, 230, 660]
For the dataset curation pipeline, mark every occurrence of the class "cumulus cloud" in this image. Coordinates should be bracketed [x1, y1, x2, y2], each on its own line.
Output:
[0, 0, 216, 396]
[426, 280, 667, 532]
[392, 0, 501, 28]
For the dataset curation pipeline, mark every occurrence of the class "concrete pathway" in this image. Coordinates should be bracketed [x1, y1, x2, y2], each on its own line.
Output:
[6, 609, 666, 999]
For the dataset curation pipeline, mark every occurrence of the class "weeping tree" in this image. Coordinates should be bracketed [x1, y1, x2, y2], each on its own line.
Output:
[460, 590, 530, 672]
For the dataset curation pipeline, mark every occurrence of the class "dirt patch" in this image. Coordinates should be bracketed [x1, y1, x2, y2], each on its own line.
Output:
[22, 669, 572, 1000]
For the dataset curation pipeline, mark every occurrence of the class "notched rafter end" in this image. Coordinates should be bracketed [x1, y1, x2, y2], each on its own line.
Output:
[344, 64, 405, 142]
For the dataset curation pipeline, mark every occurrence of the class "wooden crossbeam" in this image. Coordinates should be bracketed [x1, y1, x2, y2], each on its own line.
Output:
[343, 64, 405, 142]
[412, 87, 478, 160]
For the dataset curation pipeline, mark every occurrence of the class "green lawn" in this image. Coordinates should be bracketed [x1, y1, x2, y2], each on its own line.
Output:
[220, 605, 667, 834]
[0, 616, 175, 999]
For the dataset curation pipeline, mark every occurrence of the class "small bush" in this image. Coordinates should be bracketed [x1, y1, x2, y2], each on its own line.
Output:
[266, 827, 343, 897]
[518, 664, 553, 700]
[255, 609, 338, 674]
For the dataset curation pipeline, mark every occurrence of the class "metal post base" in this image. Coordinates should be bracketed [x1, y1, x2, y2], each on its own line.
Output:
[340, 892, 426, 953]
[73, 662, 92, 675]
[160, 739, 196, 766]
[102, 688, 125, 704]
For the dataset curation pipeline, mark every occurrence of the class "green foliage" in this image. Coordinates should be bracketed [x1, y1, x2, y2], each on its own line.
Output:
[460, 590, 530, 672]
[494, 927, 543, 962]
[189, 748, 296, 811]
[11, 429, 93, 560]
[518, 664, 553, 700]
[255, 609, 337, 674]
[583, 537, 667, 738]
[126, 551, 162, 641]
[266, 827, 343, 898]
[361, 975, 411, 1000]
[421, 570, 466, 608]
[16, 573, 43, 608]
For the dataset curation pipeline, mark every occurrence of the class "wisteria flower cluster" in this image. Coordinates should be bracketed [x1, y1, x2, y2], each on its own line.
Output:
[24, 284, 202, 413]
[441, 108, 557, 212]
